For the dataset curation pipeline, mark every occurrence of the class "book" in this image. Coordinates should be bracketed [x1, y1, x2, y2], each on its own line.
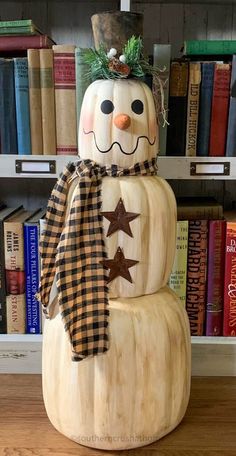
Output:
[206, 220, 226, 336]
[28, 49, 43, 155]
[197, 62, 215, 157]
[0, 19, 43, 36]
[209, 63, 231, 156]
[183, 40, 236, 56]
[40, 49, 56, 154]
[186, 219, 208, 336]
[177, 197, 223, 220]
[185, 62, 201, 156]
[14, 58, 31, 155]
[153, 44, 171, 156]
[0, 206, 22, 333]
[168, 220, 188, 307]
[226, 55, 236, 156]
[0, 35, 54, 51]
[223, 212, 236, 336]
[53, 45, 77, 155]
[75, 47, 91, 133]
[166, 60, 189, 156]
[4, 208, 34, 333]
[24, 209, 46, 334]
[0, 59, 18, 154]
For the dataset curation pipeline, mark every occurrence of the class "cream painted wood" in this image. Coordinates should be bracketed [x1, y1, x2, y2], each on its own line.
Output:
[42, 286, 191, 450]
[79, 79, 158, 167]
[66, 174, 177, 297]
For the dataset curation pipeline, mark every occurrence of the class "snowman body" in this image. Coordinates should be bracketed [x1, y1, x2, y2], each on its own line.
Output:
[42, 79, 191, 450]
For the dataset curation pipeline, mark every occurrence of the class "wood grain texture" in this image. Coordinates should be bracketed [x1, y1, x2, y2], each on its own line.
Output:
[0, 375, 235, 455]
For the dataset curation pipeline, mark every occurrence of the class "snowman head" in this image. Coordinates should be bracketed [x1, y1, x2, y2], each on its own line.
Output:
[78, 78, 158, 167]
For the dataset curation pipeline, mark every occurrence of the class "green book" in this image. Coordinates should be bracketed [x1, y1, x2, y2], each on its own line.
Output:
[183, 40, 236, 55]
[168, 220, 188, 307]
[75, 47, 91, 131]
[0, 19, 42, 35]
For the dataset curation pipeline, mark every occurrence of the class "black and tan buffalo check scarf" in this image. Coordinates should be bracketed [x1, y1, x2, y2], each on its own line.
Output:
[36, 157, 158, 361]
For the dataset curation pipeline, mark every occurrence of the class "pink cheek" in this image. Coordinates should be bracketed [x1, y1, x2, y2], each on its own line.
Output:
[81, 113, 94, 132]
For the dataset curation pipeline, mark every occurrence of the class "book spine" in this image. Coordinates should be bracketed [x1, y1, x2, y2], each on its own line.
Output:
[4, 220, 26, 334]
[166, 61, 189, 156]
[184, 40, 236, 56]
[168, 220, 188, 306]
[0, 220, 7, 333]
[0, 19, 32, 28]
[186, 220, 208, 336]
[185, 62, 201, 156]
[0, 35, 52, 51]
[223, 222, 236, 336]
[152, 44, 171, 156]
[75, 47, 91, 134]
[177, 205, 223, 220]
[206, 220, 226, 336]
[14, 58, 31, 155]
[53, 45, 77, 155]
[197, 62, 215, 156]
[40, 49, 56, 155]
[0, 59, 18, 154]
[28, 49, 43, 155]
[24, 224, 41, 334]
[226, 55, 236, 157]
[209, 63, 231, 157]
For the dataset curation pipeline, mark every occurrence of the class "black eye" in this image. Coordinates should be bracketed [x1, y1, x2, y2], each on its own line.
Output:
[131, 99, 144, 115]
[101, 100, 114, 114]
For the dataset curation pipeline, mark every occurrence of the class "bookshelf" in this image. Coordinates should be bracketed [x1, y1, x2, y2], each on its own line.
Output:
[0, 0, 236, 375]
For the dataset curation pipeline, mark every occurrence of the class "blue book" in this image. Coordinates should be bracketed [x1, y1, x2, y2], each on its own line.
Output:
[24, 209, 46, 334]
[14, 58, 31, 155]
[197, 62, 215, 156]
[226, 55, 236, 156]
[0, 59, 18, 154]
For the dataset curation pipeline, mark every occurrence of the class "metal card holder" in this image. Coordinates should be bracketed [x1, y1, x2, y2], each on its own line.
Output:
[190, 161, 230, 176]
[15, 159, 56, 174]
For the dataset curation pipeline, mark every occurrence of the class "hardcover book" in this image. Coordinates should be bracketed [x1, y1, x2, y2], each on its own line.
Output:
[197, 62, 215, 156]
[177, 197, 223, 220]
[206, 220, 226, 336]
[0, 35, 54, 51]
[185, 62, 201, 156]
[53, 44, 77, 155]
[166, 60, 189, 156]
[28, 49, 43, 155]
[209, 63, 231, 156]
[153, 44, 171, 155]
[223, 213, 236, 336]
[226, 54, 236, 156]
[0, 19, 43, 35]
[0, 58, 18, 154]
[40, 49, 56, 154]
[75, 47, 91, 133]
[183, 40, 236, 56]
[168, 220, 188, 306]
[4, 208, 34, 333]
[186, 219, 208, 336]
[14, 58, 31, 155]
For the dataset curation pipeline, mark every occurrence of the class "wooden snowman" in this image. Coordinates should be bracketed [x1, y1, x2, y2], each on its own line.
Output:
[42, 39, 191, 450]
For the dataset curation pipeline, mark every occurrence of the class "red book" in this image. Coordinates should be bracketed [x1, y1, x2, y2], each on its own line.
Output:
[206, 220, 226, 336]
[0, 35, 55, 51]
[223, 216, 236, 336]
[209, 63, 231, 156]
[186, 220, 208, 336]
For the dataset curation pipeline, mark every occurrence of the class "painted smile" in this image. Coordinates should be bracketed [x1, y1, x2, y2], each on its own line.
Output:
[83, 129, 156, 155]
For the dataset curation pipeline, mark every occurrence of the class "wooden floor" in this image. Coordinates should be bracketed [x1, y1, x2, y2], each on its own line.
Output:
[0, 375, 235, 456]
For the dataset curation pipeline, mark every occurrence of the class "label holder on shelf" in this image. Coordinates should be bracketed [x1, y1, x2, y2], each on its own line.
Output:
[190, 162, 230, 176]
[15, 159, 56, 174]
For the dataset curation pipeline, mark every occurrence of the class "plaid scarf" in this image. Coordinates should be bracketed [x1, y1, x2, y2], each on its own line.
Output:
[36, 157, 158, 361]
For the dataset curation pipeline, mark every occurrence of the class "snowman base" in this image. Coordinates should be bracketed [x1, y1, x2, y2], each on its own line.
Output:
[42, 286, 191, 450]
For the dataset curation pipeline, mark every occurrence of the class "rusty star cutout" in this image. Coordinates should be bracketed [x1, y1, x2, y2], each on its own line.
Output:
[101, 247, 139, 284]
[101, 198, 140, 237]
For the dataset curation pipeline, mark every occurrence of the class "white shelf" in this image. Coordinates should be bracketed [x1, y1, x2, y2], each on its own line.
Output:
[0, 155, 235, 180]
[1, 335, 236, 375]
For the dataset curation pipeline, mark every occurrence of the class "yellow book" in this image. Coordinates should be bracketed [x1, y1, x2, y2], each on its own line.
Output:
[168, 220, 189, 307]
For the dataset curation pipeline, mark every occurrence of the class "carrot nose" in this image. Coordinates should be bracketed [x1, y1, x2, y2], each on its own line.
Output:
[114, 113, 131, 130]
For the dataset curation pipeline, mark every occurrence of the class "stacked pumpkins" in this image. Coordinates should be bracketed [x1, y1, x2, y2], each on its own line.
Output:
[42, 79, 191, 450]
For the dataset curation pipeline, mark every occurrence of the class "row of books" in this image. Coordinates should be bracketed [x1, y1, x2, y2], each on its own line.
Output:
[0, 204, 46, 334]
[0, 19, 90, 156]
[153, 40, 236, 157]
[168, 197, 236, 337]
